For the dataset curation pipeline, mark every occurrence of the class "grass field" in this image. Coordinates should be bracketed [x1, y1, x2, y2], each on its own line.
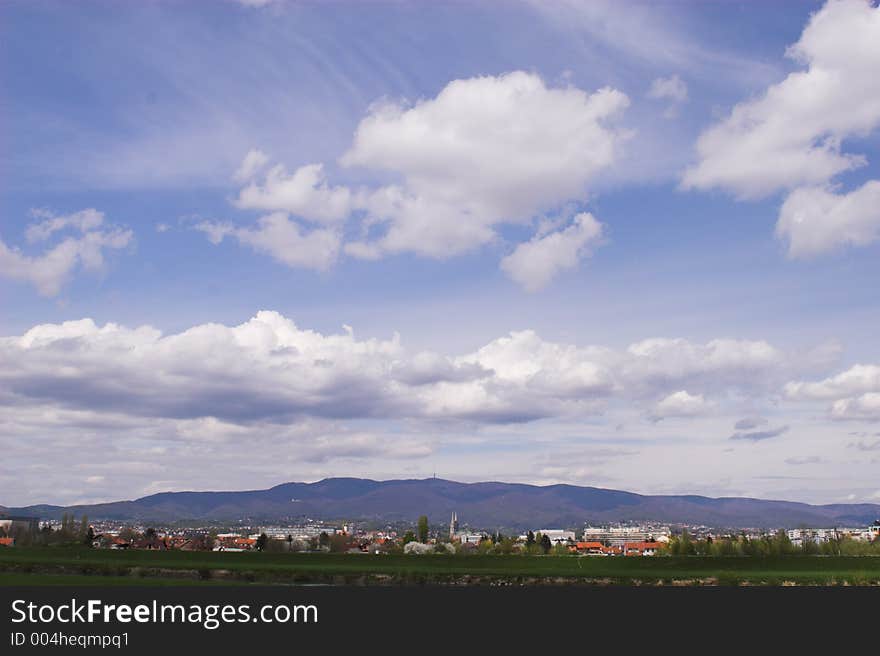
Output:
[2, 548, 880, 585]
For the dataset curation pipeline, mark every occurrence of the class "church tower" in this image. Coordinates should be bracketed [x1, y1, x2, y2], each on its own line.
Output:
[449, 511, 459, 540]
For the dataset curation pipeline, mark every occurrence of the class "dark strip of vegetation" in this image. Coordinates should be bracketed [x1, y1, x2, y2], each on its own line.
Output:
[2, 548, 879, 586]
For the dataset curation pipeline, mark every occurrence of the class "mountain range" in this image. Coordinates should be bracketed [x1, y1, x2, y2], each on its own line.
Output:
[6, 478, 880, 530]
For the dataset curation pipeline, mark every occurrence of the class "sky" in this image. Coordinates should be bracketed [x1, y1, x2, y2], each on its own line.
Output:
[2, 0, 880, 507]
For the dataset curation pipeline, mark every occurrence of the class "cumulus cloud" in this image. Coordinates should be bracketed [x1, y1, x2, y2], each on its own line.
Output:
[776, 181, 880, 257]
[620, 337, 790, 395]
[0, 312, 826, 429]
[729, 425, 790, 442]
[0, 209, 132, 296]
[786, 364, 880, 420]
[194, 213, 340, 271]
[785, 364, 880, 400]
[682, 0, 880, 256]
[648, 390, 712, 421]
[341, 72, 628, 259]
[233, 148, 270, 183]
[500, 213, 603, 291]
[647, 74, 688, 118]
[1, 313, 862, 504]
[683, 0, 880, 198]
[235, 162, 352, 224]
[207, 72, 629, 288]
[830, 394, 880, 421]
[647, 75, 688, 104]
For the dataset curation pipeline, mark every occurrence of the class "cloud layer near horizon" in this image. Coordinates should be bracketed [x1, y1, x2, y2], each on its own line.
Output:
[3, 311, 875, 506]
[0, 310, 852, 427]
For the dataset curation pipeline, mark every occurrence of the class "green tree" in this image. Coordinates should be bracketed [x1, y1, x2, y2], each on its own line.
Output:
[118, 527, 139, 543]
[256, 533, 269, 551]
[417, 515, 429, 543]
[680, 529, 693, 555]
[540, 533, 552, 554]
[318, 531, 331, 549]
[526, 530, 535, 546]
[771, 529, 794, 556]
[401, 530, 416, 546]
[329, 533, 349, 553]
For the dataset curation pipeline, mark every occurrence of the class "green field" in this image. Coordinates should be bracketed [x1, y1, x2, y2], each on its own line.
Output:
[2, 548, 880, 585]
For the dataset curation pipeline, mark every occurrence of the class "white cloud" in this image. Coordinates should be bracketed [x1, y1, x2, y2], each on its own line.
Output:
[621, 337, 787, 394]
[235, 162, 352, 224]
[25, 208, 104, 243]
[214, 72, 627, 287]
[0, 209, 132, 296]
[195, 213, 340, 271]
[233, 148, 270, 183]
[785, 364, 880, 401]
[776, 181, 880, 257]
[340, 71, 628, 258]
[236, 0, 278, 8]
[830, 393, 880, 421]
[0, 312, 818, 428]
[500, 212, 603, 292]
[647, 75, 688, 104]
[647, 75, 688, 118]
[786, 364, 880, 421]
[682, 0, 880, 199]
[3, 313, 867, 505]
[648, 390, 712, 421]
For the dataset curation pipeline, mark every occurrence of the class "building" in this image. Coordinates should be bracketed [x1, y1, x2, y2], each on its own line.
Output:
[623, 541, 663, 556]
[0, 537, 14, 547]
[0, 516, 40, 535]
[449, 512, 459, 540]
[582, 525, 670, 546]
[260, 525, 338, 540]
[536, 530, 576, 544]
[456, 533, 483, 544]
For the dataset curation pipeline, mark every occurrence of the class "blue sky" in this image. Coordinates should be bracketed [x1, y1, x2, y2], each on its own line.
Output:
[2, 0, 880, 507]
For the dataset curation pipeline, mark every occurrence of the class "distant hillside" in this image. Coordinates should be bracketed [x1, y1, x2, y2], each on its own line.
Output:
[7, 478, 880, 530]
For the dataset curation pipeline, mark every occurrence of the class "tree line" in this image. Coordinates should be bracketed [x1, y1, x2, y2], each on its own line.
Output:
[661, 529, 880, 556]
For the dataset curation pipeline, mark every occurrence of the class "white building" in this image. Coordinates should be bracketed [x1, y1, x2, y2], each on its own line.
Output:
[537, 529, 576, 544]
[456, 533, 484, 544]
[785, 527, 875, 545]
[582, 525, 670, 546]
